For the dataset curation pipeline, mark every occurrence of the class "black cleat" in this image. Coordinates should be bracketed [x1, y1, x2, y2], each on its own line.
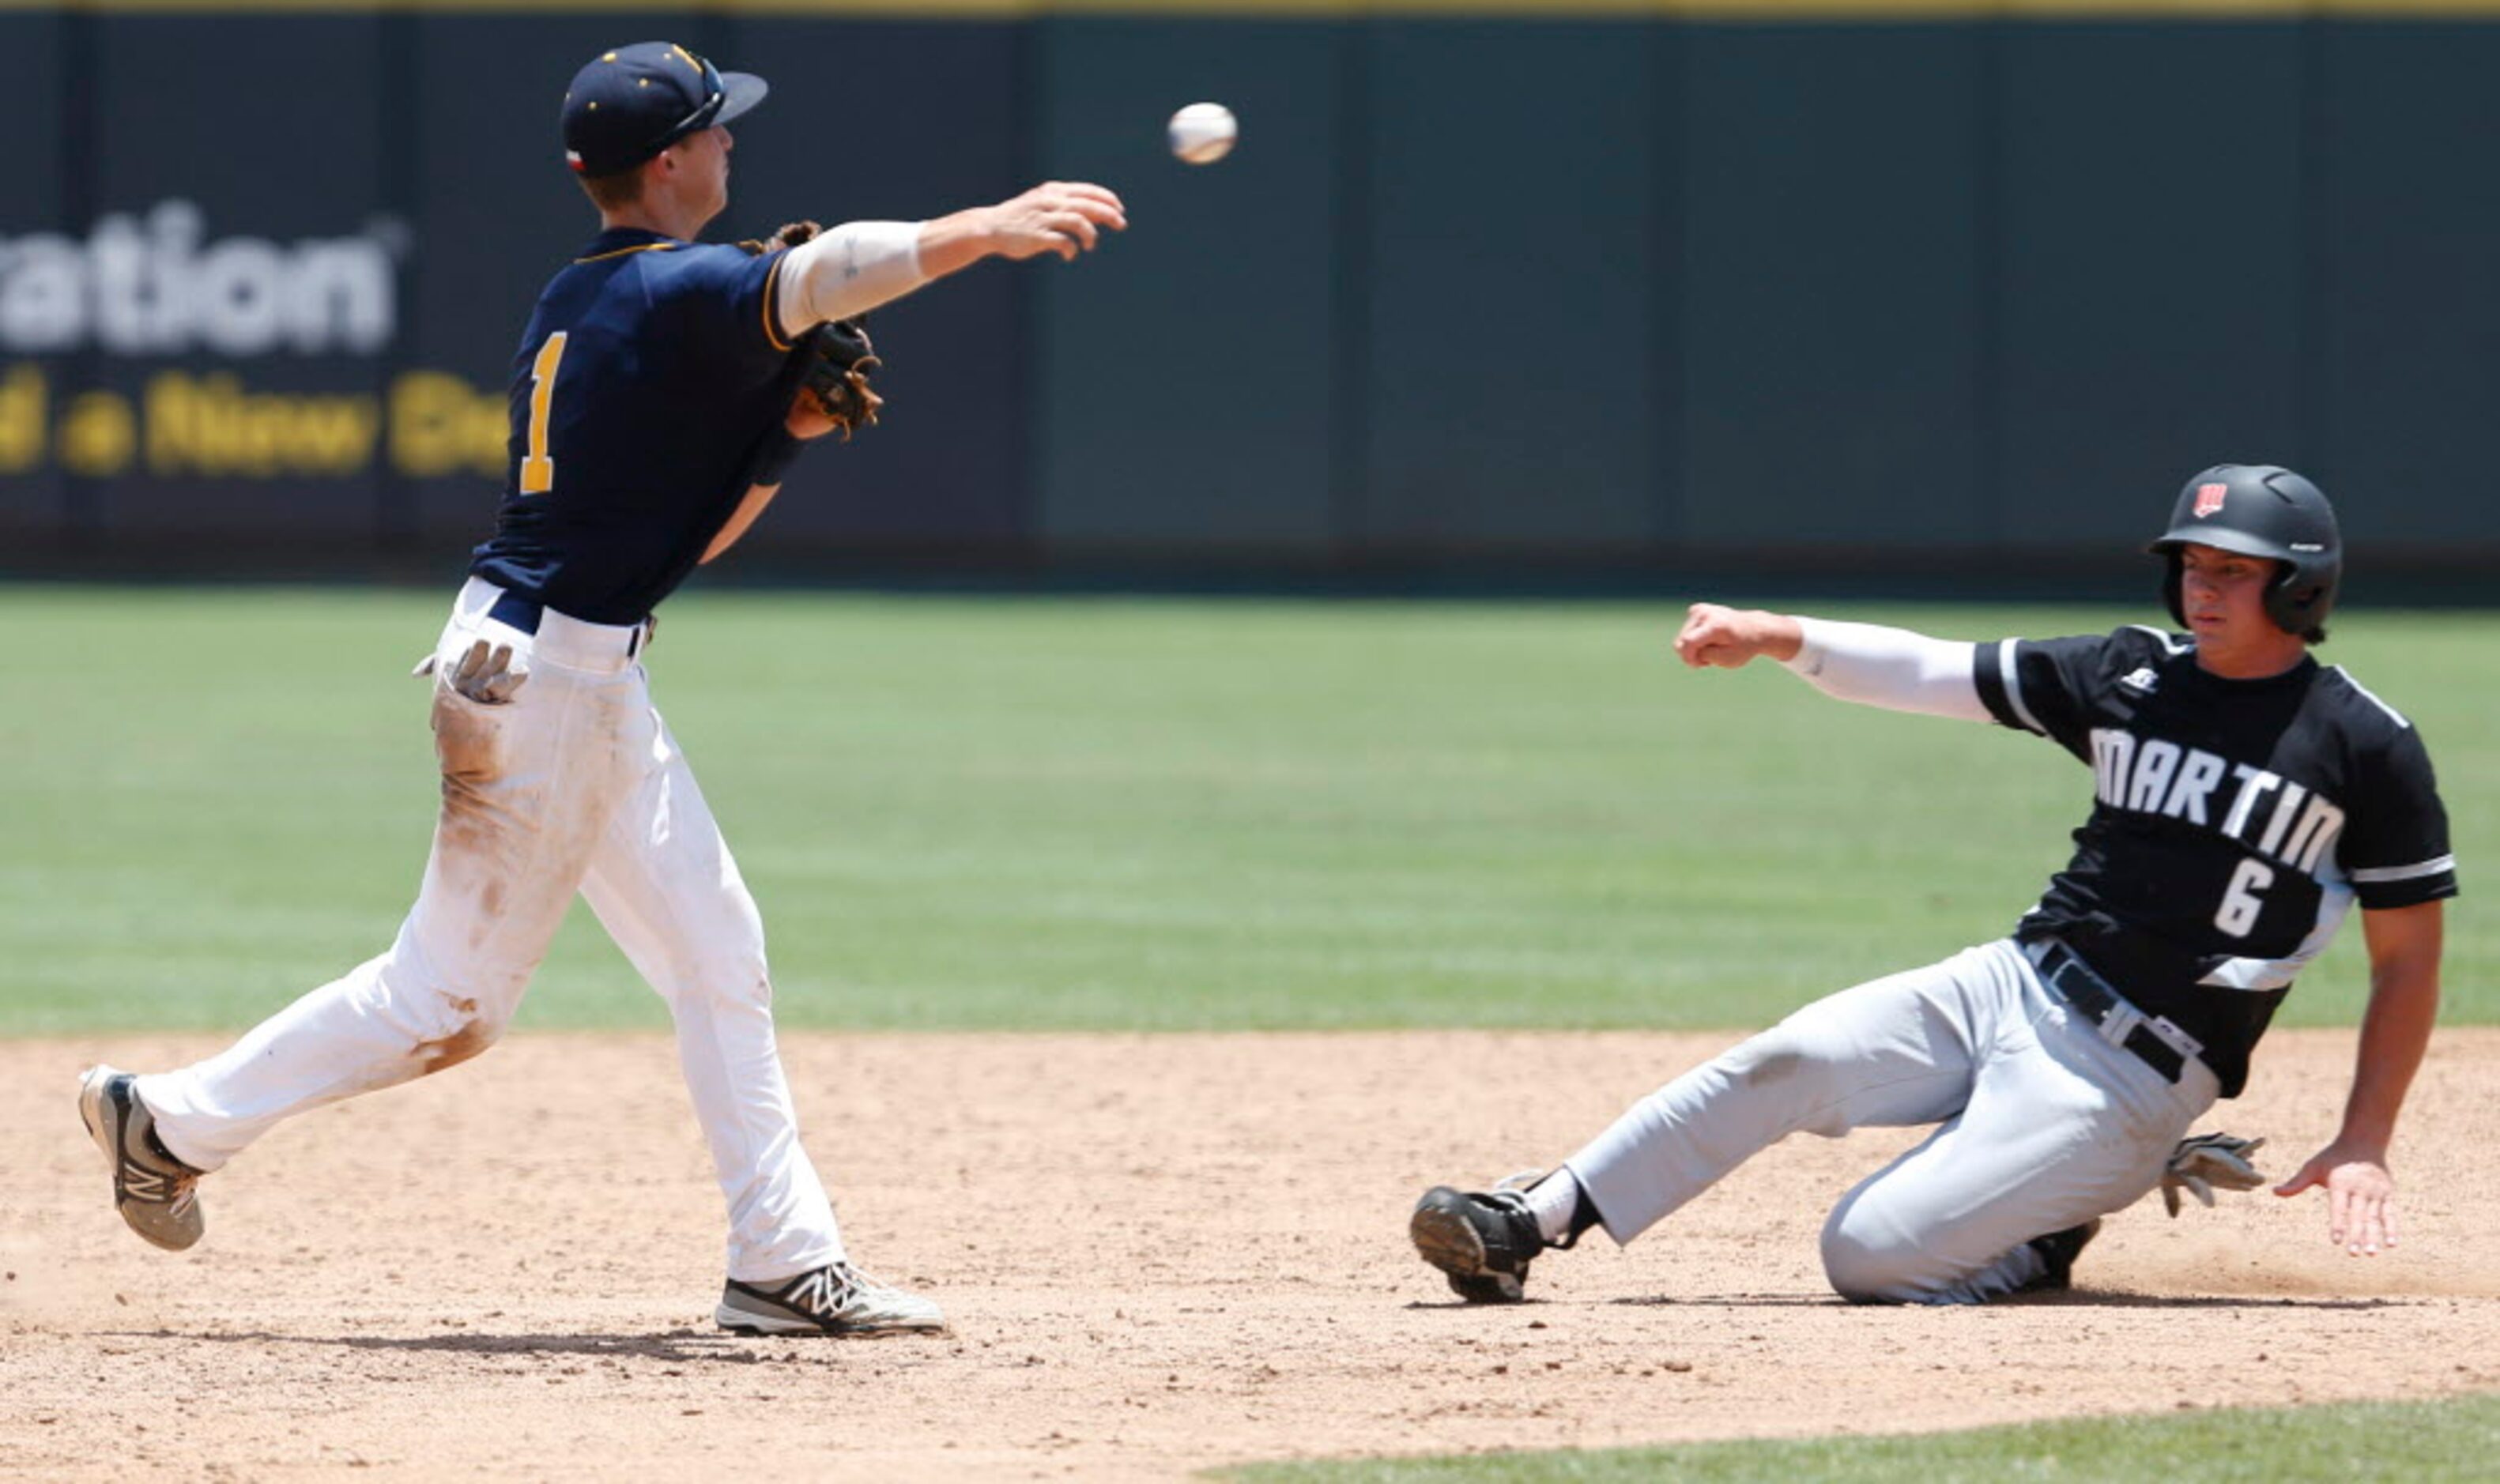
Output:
[1411, 1182, 1547, 1303]
[2019, 1217, 2103, 1294]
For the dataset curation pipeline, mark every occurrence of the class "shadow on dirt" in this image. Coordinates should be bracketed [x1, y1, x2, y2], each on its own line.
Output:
[100, 1328, 816, 1362]
[1605, 1292, 2415, 1311]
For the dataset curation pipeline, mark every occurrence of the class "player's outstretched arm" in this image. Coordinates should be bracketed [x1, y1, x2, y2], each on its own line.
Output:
[772, 183, 1128, 337]
[717, 185, 1127, 564]
[1677, 603, 1990, 722]
[2272, 900, 2442, 1257]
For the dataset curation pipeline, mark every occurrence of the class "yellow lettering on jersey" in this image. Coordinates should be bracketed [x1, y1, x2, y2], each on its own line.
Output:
[519, 331, 567, 495]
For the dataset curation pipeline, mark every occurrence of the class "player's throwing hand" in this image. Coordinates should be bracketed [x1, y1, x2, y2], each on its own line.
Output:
[981, 181, 1128, 261]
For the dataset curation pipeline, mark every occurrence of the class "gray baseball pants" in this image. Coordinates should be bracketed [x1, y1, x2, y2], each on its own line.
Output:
[1564, 939, 2220, 1303]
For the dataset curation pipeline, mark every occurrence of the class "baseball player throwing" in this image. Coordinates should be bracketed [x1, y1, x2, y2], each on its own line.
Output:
[77, 41, 1126, 1337]
[1414, 466, 2455, 1305]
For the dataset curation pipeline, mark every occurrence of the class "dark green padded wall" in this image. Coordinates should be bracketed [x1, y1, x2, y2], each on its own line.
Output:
[6, 9, 2497, 578]
[1352, 21, 1660, 552]
[2314, 24, 2500, 550]
[1676, 24, 1988, 551]
[1033, 18, 1345, 552]
[1993, 24, 2307, 548]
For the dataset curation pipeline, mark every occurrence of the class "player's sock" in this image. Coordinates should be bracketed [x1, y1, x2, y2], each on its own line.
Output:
[1525, 1168, 1599, 1249]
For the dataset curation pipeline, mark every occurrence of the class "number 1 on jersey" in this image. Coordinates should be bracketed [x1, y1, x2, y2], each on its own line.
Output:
[519, 331, 568, 495]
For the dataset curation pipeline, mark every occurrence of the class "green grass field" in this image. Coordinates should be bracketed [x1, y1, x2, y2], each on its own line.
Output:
[7, 585, 2494, 1477]
[2, 586, 2490, 1035]
[1221, 1393, 2500, 1482]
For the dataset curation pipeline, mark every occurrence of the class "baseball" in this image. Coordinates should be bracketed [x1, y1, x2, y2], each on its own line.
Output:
[1167, 102, 1236, 165]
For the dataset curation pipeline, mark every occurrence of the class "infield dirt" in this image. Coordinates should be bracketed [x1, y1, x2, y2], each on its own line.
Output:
[7, 1029, 2500, 1480]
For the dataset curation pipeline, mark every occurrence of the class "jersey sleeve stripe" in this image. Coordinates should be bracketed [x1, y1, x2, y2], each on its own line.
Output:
[1995, 638, 2047, 736]
[2328, 666, 2415, 729]
[2121, 623, 2193, 656]
[2350, 855, 2457, 884]
[761, 253, 795, 353]
[573, 242, 681, 265]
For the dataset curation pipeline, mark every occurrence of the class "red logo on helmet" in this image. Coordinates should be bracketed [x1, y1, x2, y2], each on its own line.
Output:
[2193, 482, 2229, 518]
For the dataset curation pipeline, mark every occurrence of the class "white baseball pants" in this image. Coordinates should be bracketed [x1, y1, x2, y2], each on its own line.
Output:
[138, 578, 844, 1283]
[1564, 939, 2220, 1303]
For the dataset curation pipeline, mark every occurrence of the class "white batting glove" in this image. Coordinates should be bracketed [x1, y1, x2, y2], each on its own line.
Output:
[416, 639, 529, 704]
[2160, 1132, 2268, 1218]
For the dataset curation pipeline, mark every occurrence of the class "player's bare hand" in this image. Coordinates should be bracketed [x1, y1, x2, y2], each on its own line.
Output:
[1674, 604, 1804, 669]
[784, 397, 842, 443]
[2272, 1142, 2398, 1256]
[982, 182, 1128, 262]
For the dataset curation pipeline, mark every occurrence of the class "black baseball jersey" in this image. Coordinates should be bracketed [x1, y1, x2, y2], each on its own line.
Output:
[1974, 625, 2456, 1097]
[470, 228, 813, 626]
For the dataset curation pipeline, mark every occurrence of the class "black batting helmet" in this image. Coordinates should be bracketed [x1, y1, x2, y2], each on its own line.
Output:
[2148, 464, 2341, 640]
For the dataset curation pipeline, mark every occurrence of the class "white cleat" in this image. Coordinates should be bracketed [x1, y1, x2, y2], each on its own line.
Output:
[77, 1065, 206, 1252]
[715, 1263, 947, 1337]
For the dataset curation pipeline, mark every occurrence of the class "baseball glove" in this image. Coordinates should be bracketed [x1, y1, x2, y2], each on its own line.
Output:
[795, 317, 884, 442]
[2159, 1132, 2268, 1218]
[738, 220, 887, 442]
[737, 218, 824, 256]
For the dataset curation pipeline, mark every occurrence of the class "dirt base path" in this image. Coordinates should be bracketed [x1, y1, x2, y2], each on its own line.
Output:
[8, 1029, 2500, 1480]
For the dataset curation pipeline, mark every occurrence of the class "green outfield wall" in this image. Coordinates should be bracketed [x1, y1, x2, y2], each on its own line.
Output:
[3, 3, 2495, 588]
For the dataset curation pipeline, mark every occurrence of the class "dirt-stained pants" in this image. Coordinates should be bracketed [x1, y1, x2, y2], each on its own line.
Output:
[138, 578, 843, 1283]
[1564, 939, 2220, 1303]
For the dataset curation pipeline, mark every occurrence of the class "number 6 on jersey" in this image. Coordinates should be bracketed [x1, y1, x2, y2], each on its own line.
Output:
[2215, 857, 2273, 938]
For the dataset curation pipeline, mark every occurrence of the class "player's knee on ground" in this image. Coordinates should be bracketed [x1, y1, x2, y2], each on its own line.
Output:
[1818, 1202, 1948, 1304]
[1819, 1228, 1913, 1303]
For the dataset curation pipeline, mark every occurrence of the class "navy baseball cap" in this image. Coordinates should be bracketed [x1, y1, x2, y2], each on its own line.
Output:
[560, 42, 767, 175]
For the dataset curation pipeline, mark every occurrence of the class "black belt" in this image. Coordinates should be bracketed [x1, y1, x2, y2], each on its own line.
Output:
[487, 589, 650, 657]
[487, 589, 545, 635]
[2027, 940, 2199, 1084]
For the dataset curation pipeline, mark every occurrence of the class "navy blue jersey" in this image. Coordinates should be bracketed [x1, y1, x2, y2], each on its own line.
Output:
[470, 228, 809, 624]
[1975, 625, 2456, 1095]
